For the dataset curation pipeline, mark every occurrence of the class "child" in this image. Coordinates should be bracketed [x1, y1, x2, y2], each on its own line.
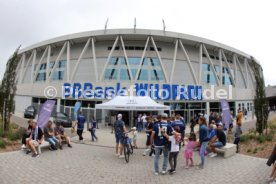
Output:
[163, 126, 181, 174]
[234, 122, 242, 153]
[131, 127, 138, 149]
[184, 133, 197, 169]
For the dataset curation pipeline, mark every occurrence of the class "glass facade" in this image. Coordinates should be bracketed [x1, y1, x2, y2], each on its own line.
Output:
[104, 57, 165, 81]
[35, 60, 66, 81]
[202, 64, 233, 85]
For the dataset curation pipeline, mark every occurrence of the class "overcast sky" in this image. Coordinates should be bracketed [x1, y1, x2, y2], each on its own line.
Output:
[0, 0, 275, 85]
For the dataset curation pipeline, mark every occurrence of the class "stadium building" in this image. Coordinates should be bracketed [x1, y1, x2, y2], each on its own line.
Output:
[14, 29, 259, 123]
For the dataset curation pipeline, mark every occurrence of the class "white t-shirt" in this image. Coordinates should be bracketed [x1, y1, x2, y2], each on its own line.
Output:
[141, 116, 147, 123]
[169, 135, 180, 152]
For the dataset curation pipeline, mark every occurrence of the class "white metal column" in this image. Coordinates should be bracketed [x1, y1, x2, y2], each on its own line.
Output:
[170, 39, 178, 84]
[179, 40, 198, 85]
[91, 38, 98, 82]
[198, 44, 203, 84]
[49, 42, 67, 81]
[66, 41, 70, 82]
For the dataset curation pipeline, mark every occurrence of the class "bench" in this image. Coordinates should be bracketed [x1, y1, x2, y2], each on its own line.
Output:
[215, 143, 236, 158]
[37, 141, 50, 154]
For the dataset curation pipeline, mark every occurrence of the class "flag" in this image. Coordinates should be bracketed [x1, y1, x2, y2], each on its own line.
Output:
[220, 99, 231, 128]
[37, 100, 56, 128]
[74, 101, 81, 120]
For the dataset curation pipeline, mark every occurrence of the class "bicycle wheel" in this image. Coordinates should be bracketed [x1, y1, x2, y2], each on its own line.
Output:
[124, 144, 130, 163]
[129, 144, 134, 154]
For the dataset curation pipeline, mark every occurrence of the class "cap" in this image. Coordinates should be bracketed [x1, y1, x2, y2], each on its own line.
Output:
[161, 113, 168, 118]
[217, 123, 223, 127]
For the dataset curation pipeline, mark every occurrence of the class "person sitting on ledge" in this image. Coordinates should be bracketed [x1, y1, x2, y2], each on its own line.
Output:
[208, 123, 226, 158]
[26, 120, 43, 158]
[54, 122, 72, 149]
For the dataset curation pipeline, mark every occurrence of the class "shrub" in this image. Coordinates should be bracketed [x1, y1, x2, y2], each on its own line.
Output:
[248, 134, 256, 140]
[7, 130, 20, 141]
[10, 123, 19, 130]
[265, 134, 273, 142]
[257, 135, 266, 143]
[0, 128, 5, 137]
[0, 139, 6, 148]
[240, 135, 250, 143]
[268, 123, 276, 130]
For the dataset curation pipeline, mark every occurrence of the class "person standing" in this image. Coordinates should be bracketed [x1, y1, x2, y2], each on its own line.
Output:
[150, 113, 173, 176]
[143, 116, 154, 156]
[77, 111, 86, 142]
[141, 113, 147, 131]
[234, 121, 242, 153]
[236, 110, 243, 126]
[197, 117, 209, 169]
[171, 114, 185, 148]
[114, 114, 127, 158]
[163, 126, 181, 174]
[90, 116, 98, 142]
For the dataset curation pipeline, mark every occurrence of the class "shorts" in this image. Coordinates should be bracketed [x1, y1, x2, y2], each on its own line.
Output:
[234, 137, 240, 144]
[30, 140, 39, 147]
[115, 134, 123, 144]
[213, 141, 224, 148]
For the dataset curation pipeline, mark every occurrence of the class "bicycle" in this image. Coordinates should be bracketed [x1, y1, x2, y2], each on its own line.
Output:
[122, 132, 134, 163]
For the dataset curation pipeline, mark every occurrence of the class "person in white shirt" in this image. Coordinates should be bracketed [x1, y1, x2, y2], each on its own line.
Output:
[163, 126, 181, 174]
[141, 113, 147, 130]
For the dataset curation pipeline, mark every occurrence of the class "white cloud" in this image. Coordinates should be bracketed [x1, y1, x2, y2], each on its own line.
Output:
[0, 0, 275, 85]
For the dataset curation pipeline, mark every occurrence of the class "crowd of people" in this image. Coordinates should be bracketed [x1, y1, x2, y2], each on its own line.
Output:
[112, 110, 245, 176]
[21, 119, 72, 158]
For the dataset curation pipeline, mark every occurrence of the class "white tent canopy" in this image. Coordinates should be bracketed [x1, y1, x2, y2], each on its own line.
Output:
[95, 96, 170, 111]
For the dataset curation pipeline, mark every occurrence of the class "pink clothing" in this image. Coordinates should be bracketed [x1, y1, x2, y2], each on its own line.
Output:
[184, 141, 196, 159]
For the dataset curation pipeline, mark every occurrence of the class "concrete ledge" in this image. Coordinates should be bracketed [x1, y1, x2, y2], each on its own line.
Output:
[215, 143, 236, 158]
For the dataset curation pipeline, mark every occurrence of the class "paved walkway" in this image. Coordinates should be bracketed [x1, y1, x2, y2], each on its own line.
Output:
[1, 112, 274, 184]
[0, 141, 271, 184]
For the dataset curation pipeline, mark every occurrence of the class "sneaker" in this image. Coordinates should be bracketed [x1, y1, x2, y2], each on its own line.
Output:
[115, 153, 119, 157]
[119, 155, 125, 159]
[185, 166, 189, 169]
[49, 146, 54, 151]
[210, 153, 217, 158]
[161, 170, 166, 175]
[154, 172, 159, 176]
[60, 145, 63, 150]
[21, 144, 26, 149]
[172, 170, 176, 173]
[32, 153, 39, 158]
[68, 144, 72, 148]
[208, 152, 214, 156]
[26, 150, 31, 154]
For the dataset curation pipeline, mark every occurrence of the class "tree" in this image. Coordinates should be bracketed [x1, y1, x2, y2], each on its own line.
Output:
[0, 47, 20, 131]
[251, 56, 269, 135]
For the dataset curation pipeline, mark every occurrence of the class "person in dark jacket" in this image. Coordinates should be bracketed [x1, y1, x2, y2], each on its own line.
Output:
[197, 117, 209, 169]
[26, 120, 43, 158]
[267, 144, 276, 182]
[21, 120, 33, 149]
[77, 111, 86, 142]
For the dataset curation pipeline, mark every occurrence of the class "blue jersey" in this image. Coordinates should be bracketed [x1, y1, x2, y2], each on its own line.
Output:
[153, 121, 173, 147]
[171, 120, 185, 133]
[91, 120, 97, 129]
[77, 115, 86, 129]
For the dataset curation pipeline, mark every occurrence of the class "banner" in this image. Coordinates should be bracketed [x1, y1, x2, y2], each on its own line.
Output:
[74, 101, 81, 120]
[220, 99, 231, 128]
[37, 100, 56, 128]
